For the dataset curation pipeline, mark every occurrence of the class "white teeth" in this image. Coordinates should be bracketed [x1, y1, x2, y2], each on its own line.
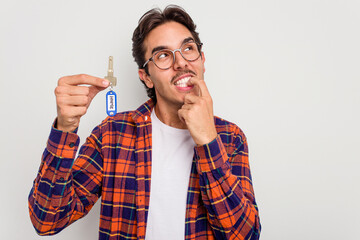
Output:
[174, 77, 191, 87]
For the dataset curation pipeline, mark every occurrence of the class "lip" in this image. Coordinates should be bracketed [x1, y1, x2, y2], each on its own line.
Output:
[175, 85, 193, 91]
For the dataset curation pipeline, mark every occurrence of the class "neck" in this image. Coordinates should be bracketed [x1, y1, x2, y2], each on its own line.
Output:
[154, 102, 187, 129]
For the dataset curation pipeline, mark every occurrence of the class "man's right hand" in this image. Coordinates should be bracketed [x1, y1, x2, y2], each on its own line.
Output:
[55, 74, 110, 132]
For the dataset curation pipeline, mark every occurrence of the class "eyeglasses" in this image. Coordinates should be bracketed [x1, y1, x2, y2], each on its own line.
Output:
[143, 41, 203, 70]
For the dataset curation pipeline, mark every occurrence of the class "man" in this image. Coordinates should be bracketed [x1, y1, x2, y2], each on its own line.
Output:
[29, 5, 261, 240]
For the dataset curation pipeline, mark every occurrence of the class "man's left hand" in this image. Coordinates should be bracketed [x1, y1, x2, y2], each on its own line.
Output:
[178, 78, 218, 145]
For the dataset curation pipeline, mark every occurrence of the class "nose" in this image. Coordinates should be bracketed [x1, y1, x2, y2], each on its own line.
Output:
[172, 49, 188, 70]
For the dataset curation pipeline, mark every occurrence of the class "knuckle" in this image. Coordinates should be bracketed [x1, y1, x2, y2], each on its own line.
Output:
[84, 87, 90, 95]
[79, 74, 88, 82]
[81, 96, 89, 105]
[54, 87, 60, 95]
[54, 86, 65, 95]
[81, 107, 88, 115]
[57, 77, 65, 85]
[79, 73, 86, 79]
[56, 96, 64, 105]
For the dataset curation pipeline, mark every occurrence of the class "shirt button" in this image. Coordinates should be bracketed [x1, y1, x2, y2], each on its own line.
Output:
[145, 116, 148, 121]
[69, 142, 75, 148]
[59, 177, 64, 181]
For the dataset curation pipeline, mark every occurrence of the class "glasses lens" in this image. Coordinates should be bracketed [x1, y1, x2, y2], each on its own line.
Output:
[153, 50, 173, 69]
[181, 42, 200, 61]
[152, 42, 201, 69]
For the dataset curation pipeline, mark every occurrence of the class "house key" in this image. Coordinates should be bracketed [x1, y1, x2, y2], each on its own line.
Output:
[105, 56, 117, 116]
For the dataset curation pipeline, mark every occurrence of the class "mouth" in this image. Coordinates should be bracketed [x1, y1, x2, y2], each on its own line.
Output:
[173, 75, 194, 91]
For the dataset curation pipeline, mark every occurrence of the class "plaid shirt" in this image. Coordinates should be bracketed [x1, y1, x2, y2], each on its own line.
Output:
[29, 99, 261, 239]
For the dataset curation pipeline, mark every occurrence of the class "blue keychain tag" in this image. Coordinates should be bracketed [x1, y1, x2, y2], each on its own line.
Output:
[106, 90, 117, 116]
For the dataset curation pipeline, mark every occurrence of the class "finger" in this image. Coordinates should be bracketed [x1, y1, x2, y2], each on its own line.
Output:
[177, 108, 188, 124]
[58, 74, 110, 88]
[88, 85, 108, 100]
[57, 95, 90, 107]
[180, 103, 193, 110]
[55, 85, 90, 96]
[58, 106, 87, 118]
[189, 78, 211, 98]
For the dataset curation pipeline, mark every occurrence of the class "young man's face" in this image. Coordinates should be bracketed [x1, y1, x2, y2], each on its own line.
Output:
[139, 21, 205, 108]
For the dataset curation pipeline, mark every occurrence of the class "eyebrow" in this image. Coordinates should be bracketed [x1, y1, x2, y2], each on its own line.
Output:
[150, 37, 195, 55]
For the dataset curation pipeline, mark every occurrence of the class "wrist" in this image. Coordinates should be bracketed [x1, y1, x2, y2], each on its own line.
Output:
[55, 118, 78, 133]
[194, 131, 217, 146]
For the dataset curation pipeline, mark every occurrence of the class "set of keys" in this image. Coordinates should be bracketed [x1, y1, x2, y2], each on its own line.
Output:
[105, 56, 117, 116]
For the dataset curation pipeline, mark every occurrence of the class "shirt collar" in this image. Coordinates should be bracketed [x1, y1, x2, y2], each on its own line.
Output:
[132, 98, 155, 123]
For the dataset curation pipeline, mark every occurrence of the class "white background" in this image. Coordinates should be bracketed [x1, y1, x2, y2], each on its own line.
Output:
[1, 0, 359, 239]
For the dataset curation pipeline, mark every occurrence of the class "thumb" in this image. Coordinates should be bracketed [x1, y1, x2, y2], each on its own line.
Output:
[88, 84, 109, 100]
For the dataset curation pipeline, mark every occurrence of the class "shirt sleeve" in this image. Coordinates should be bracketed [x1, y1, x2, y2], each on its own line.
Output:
[28, 120, 104, 235]
[194, 125, 261, 240]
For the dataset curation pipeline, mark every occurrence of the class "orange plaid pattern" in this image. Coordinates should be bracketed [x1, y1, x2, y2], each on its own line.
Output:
[29, 99, 261, 239]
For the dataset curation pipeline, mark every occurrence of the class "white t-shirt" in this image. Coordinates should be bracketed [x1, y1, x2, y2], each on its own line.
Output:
[145, 110, 195, 240]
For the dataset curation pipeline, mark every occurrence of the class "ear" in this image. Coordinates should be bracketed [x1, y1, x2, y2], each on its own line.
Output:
[201, 51, 206, 73]
[138, 69, 154, 88]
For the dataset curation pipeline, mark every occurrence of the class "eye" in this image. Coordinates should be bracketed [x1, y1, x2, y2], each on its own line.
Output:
[156, 51, 170, 60]
[183, 45, 194, 52]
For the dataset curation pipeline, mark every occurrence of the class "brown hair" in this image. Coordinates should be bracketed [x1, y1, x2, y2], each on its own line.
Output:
[132, 5, 201, 103]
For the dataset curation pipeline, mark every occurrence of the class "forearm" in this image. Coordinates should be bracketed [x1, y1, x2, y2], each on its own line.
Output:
[28, 125, 102, 235]
[195, 135, 261, 239]
[29, 157, 81, 234]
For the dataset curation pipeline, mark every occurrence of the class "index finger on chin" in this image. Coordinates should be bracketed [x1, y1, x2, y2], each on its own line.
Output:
[189, 78, 211, 98]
